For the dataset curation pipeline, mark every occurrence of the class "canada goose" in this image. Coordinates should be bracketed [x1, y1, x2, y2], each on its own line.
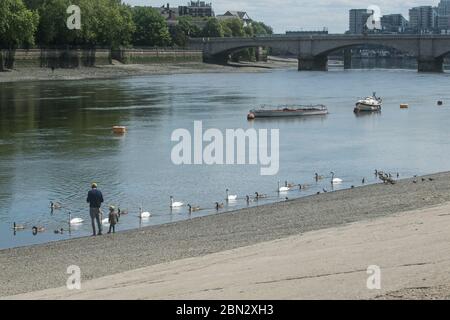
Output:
[330, 172, 343, 184]
[68, 212, 84, 225]
[188, 204, 201, 212]
[139, 207, 151, 218]
[13, 222, 25, 230]
[255, 192, 268, 199]
[285, 181, 296, 188]
[118, 208, 128, 216]
[226, 189, 238, 201]
[170, 196, 184, 208]
[50, 201, 62, 211]
[362, 178, 365, 184]
[32, 226, 45, 235]
[215, 202, 224, 210]
[374, 170, 378, 176]
[315, 173, 324, 181]
[278, 181, 290, 193]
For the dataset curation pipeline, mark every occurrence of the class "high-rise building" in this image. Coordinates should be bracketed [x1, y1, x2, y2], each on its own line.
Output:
[380, 14, 408, 33]
[349, 9, 374, 34]
[437, 0, 450, 31]
[178, 1, 214, 17]
[438, 0, 450, 15]
[409, 6, 434, 33]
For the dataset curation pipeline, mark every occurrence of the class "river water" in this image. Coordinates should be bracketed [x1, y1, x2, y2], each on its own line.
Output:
[1, 67, 450, 249]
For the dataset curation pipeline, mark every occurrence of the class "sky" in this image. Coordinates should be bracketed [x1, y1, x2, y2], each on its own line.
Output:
[124, 0, 441, 33]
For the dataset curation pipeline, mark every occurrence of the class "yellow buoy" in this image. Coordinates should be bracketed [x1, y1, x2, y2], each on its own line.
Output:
[400, 104, 409, 109]
[112, 126, 127, 134]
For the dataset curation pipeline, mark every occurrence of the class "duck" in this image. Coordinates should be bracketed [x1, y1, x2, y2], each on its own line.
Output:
[13, 222, 25, 230]
[215, 202, 225, 210]
[68, 212, 84, 225]
[330, 172, 343, 184]
[278, 181, 290, 193]
[139, 207, 151, 218]
[226, 189, 238, 201]
[50, 201, 62, 211]
[170, 196, 184, 208]
[54, 228, 64, 234]
[188, 204, 201, 213]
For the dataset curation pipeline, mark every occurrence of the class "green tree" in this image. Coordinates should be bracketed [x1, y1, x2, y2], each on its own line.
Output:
[202, 18, 224, 38]
[221, 18, 245, 37]
[132, 7, 171, 47]
[170, 16, 201, 47]
[0, 0, 39, 48]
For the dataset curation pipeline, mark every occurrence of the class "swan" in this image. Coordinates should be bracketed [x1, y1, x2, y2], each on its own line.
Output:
[278, 181, 290, 193]
[13, 222, 25, 230]
[102, 218, 110, 225]
[68, 212, 84, 225]
[330, 172, 343, 184]
[170, 196, 184, 208]
[226, 189, 237, 201]
[139, 207, 151, 218]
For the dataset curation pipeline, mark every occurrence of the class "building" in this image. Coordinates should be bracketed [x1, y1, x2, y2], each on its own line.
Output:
[380, 14, 408, 33]
[178, 1, 214, 18]
[437, 0, 450, 32]
[349, 9, 374, 34]
[155, 3, 179, 26]
[409, 6, 434, 33]
[216, 11, 252, 26]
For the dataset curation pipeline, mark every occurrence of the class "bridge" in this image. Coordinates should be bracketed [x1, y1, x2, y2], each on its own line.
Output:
[188, 34, 450, 72]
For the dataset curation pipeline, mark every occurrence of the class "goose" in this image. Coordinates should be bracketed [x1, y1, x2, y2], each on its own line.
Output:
[330, 172, 343, 184]
[225, 189, 237, 201]
[278, 181, 290, 193]
[188, 204, 201, 213]
[54, 228, 64, 234]
[315, 173, 324, 181]
[215, 202, 224, 210]
[13, 222, 25, 230]
[170, 196, 184, 208]
[50, 201, 62, 210]
[255, 192, 268, 199]
[362, 178, 366, 184]
[285, 181, 296, 188]
[139, 207, 151, 218]
[68, 212, 84, 225]
[118, 208, 128, 216]
[32, 226, 45, 235]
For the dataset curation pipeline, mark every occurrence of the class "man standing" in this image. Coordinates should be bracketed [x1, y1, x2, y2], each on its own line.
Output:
[87, 183, 104, 236]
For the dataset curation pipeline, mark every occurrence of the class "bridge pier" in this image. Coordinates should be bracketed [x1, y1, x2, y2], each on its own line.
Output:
[343, 49, 352, 69]
[417, 56, 444, 73]
[298, 55, 328, 71]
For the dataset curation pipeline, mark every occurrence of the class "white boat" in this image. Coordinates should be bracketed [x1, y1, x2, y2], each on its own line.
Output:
[248, 105, 328, 119]
[354, 93, 382, 113]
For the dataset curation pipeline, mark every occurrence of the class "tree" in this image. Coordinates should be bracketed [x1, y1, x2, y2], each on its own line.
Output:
[171, 16, 201, 47]
[202, 18, 224, 38]
[221, 18, 245, 37]
[132, 7, 171, 47]
[0, 0, 39, 49]
[251, 21, 273, 36]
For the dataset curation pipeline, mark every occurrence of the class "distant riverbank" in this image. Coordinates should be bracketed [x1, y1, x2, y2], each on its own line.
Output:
[0, 59, 296, 83]
[2, 171, 450, 298]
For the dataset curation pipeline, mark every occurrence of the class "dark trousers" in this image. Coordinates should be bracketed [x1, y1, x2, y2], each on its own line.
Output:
[108, 224, 116, 233]
[90, 207, 102, 235]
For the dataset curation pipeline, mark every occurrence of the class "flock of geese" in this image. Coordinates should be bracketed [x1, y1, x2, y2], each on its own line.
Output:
[13, 170, 425, 236]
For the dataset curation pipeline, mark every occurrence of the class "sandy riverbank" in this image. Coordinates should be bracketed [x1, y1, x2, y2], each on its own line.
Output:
[1, 172, 450, 299]
[7, 201, 450, 300]
[0, 59, 296, 83]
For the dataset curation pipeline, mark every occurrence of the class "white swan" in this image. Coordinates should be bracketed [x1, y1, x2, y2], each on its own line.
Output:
[139, 207, 152, 218]
[170, 196, 184, 208]
[226, 189, 238, 201]
[278, 181, 290, 192]
[330, 172, 343, 184]
[69, 212, 84, 225]
[102, 218, 110, 225]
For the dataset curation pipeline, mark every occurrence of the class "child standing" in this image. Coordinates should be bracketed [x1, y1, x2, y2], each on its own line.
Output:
[107, 206, 119, 234]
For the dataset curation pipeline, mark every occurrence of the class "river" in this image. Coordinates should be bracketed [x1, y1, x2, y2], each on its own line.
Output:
[1, 67, 450, 249]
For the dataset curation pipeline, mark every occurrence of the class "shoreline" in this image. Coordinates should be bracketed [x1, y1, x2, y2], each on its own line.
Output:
[2, 171, 450, 297]
[0, 59, 296, 84]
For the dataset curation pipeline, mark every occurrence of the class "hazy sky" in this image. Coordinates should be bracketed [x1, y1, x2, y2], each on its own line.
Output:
[124, 0, 441, 33]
